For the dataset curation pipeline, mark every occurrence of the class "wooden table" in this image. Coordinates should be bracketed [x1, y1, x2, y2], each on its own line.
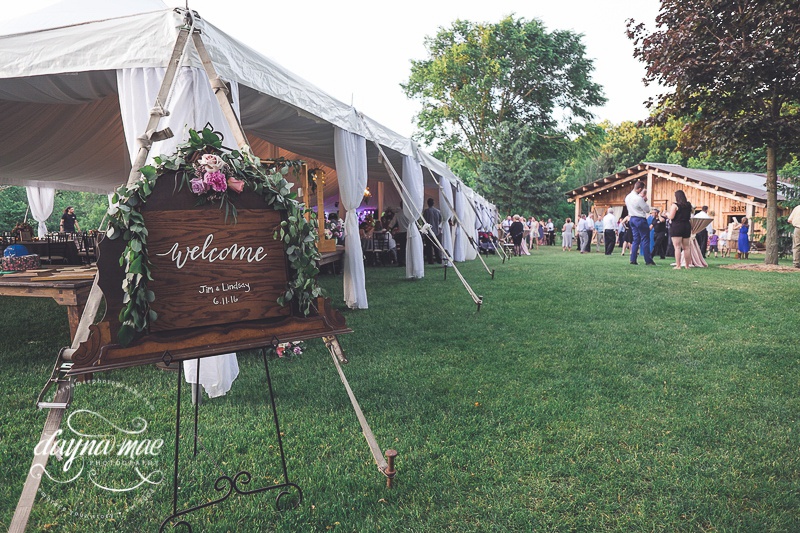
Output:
[0, 266, 96, 341]
[16, 240, 82, 265]
[318, 246, 345, 273]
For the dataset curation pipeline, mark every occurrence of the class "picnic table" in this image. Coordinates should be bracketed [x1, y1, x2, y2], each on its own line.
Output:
[0, 266, 96, 341]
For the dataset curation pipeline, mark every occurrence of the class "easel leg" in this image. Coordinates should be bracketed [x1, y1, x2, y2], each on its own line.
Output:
[159, 349, 302, 531]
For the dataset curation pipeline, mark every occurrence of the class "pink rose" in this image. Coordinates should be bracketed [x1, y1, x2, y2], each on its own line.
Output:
[199, 154, 225, 171]
[227, 177, 245, 194]
[190, 176, 209, 194]
[204, 171, 228, 192]
[293, 346, 302, 355]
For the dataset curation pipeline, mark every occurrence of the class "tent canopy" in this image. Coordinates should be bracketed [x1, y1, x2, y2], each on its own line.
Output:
[0, 1, 416, 193]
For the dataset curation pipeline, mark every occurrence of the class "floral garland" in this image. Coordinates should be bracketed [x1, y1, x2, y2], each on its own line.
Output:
[107, 126, 324, 346]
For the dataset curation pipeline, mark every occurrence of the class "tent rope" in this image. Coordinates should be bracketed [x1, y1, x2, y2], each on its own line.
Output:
[357, 113, 483, 307]
[420, 163, 499, 275]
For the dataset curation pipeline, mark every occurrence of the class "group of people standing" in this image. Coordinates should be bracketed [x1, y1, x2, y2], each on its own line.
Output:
[501, 215, 556, 255]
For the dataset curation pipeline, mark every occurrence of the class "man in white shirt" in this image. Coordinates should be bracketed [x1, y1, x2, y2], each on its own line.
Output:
[577, 214, 589, 253]
[602, 207, 618, 255]
[624, 181, 655, 265]
[787, 204, 800, 268]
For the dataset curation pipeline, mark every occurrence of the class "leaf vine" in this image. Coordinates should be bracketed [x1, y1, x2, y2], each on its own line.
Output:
[107, 127, 324, 346]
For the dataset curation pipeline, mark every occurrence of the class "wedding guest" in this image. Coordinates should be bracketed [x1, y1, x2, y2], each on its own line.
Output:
[562, 218, 574, 251]
[651, 209, 668, 259]
[787, 204, 800, 268]
[528, 216, 540, 250]
[708, 230, 719, 258]
[737, 217, 751, 259]
[602, 207, 617, 255]
[546, 218, 555, 245]
[624, 181, 655, 265]
[509, 215, 525, 256]
[696, 205, 710, 257]
[665, 190, 693, 269]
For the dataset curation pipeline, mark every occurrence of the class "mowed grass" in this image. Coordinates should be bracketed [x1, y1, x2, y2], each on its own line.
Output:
[0, 248, 798, 532]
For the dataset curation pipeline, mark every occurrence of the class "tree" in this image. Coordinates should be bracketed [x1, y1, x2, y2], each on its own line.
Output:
[476, 121, 562, 216]
[628, 1, 800, 264]
[403, 15, 606, 175]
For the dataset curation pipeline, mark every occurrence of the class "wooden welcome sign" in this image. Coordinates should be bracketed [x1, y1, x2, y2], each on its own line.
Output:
[68, 171, 350, 375]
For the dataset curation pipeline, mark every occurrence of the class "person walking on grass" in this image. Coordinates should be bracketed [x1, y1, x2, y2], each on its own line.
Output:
[737, 217, 751, 259]
[624, 181, 656, 265]
[562, 218, 574, 251]
[788, 204, 800, 268]
[509, 215, 525, 256]
[602, 207, 617, 255]
[708, 230, 719, 259]
[665, 190, 693, 269]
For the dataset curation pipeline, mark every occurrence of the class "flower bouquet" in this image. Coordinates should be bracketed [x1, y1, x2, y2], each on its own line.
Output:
[275, 341, 304, 358]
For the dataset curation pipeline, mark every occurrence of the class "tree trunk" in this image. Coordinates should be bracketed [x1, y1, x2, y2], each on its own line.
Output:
[765, 144, 779, 264]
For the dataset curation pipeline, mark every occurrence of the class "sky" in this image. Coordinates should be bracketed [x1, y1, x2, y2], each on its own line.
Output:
[1, 0, 664, 140]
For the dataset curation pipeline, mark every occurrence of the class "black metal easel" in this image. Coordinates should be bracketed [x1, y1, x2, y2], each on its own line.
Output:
[159, 342, 302, 532]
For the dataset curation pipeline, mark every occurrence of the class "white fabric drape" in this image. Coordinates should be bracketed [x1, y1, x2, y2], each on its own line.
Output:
[183, 356, 240, 398]
[453, 186, 468, 262]
[438, 175, 454, 266]
[25, 186, 55, 237]
[463, 188, 478, 261]
[402, 155, 424, 278]
[334, 127, 368, 309]
[117, 67, 241, 165]
[118, 66, 242, 398]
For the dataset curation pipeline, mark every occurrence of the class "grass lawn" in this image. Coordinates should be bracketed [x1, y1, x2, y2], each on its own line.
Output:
[0, 248, 798, 532]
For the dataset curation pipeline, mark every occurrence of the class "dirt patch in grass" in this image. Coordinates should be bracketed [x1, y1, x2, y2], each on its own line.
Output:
[720, 263, 799, 273]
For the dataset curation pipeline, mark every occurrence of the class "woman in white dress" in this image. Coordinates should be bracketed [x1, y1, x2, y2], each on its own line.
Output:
[528, 216, 540, 250]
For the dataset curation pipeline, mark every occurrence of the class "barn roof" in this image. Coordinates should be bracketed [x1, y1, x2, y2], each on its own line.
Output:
[566, 163, 785, 203]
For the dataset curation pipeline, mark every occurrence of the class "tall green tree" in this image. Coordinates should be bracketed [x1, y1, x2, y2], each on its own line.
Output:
[476, 121, 562, 216]
[403, 15, 606, 175]
[628, 0, 800, 264]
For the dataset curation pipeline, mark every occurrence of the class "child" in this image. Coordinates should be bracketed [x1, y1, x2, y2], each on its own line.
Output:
[708, 230, 719, 258]
[719, 229, 728, 257]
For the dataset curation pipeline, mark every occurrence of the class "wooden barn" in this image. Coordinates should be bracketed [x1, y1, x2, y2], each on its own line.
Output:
[565, 163, 788, 240]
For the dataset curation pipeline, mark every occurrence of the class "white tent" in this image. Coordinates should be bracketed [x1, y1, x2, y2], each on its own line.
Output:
[0, 0, 498, 297]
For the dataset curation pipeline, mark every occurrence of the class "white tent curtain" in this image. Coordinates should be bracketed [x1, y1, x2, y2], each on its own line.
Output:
[117, 67, 241, 165]
[118, 66, 242, 398]
[334, 126, 368, 309]
[438, 174, 454, 266]
[463, 188, 478, 261]
[25, 186, 55, 238]
[453, 185, 468, 262]
[402, 155, 424, 279]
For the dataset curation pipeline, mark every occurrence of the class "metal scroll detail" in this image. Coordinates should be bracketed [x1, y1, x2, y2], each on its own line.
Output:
[159, 347, 302, 532]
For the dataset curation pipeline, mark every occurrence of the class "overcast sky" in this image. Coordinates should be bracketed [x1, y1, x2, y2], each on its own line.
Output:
[2, 0, 665, 140]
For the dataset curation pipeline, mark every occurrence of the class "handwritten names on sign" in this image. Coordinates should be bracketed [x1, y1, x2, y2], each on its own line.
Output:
[144, 208, 290, 332]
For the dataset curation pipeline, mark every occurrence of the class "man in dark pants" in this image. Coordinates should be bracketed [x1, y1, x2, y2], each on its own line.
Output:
[696, 205, 710, 257]
[624, 181, 655, 265]
[602, 207, 617, 255]
[422, 198, 442, 264]
[651, 209, 668, 259]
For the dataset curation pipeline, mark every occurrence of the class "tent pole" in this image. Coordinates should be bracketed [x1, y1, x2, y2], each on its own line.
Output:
[358, 116, 482, 308]
[11, 17, 200, 533]
[191, 31, 250, 151]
